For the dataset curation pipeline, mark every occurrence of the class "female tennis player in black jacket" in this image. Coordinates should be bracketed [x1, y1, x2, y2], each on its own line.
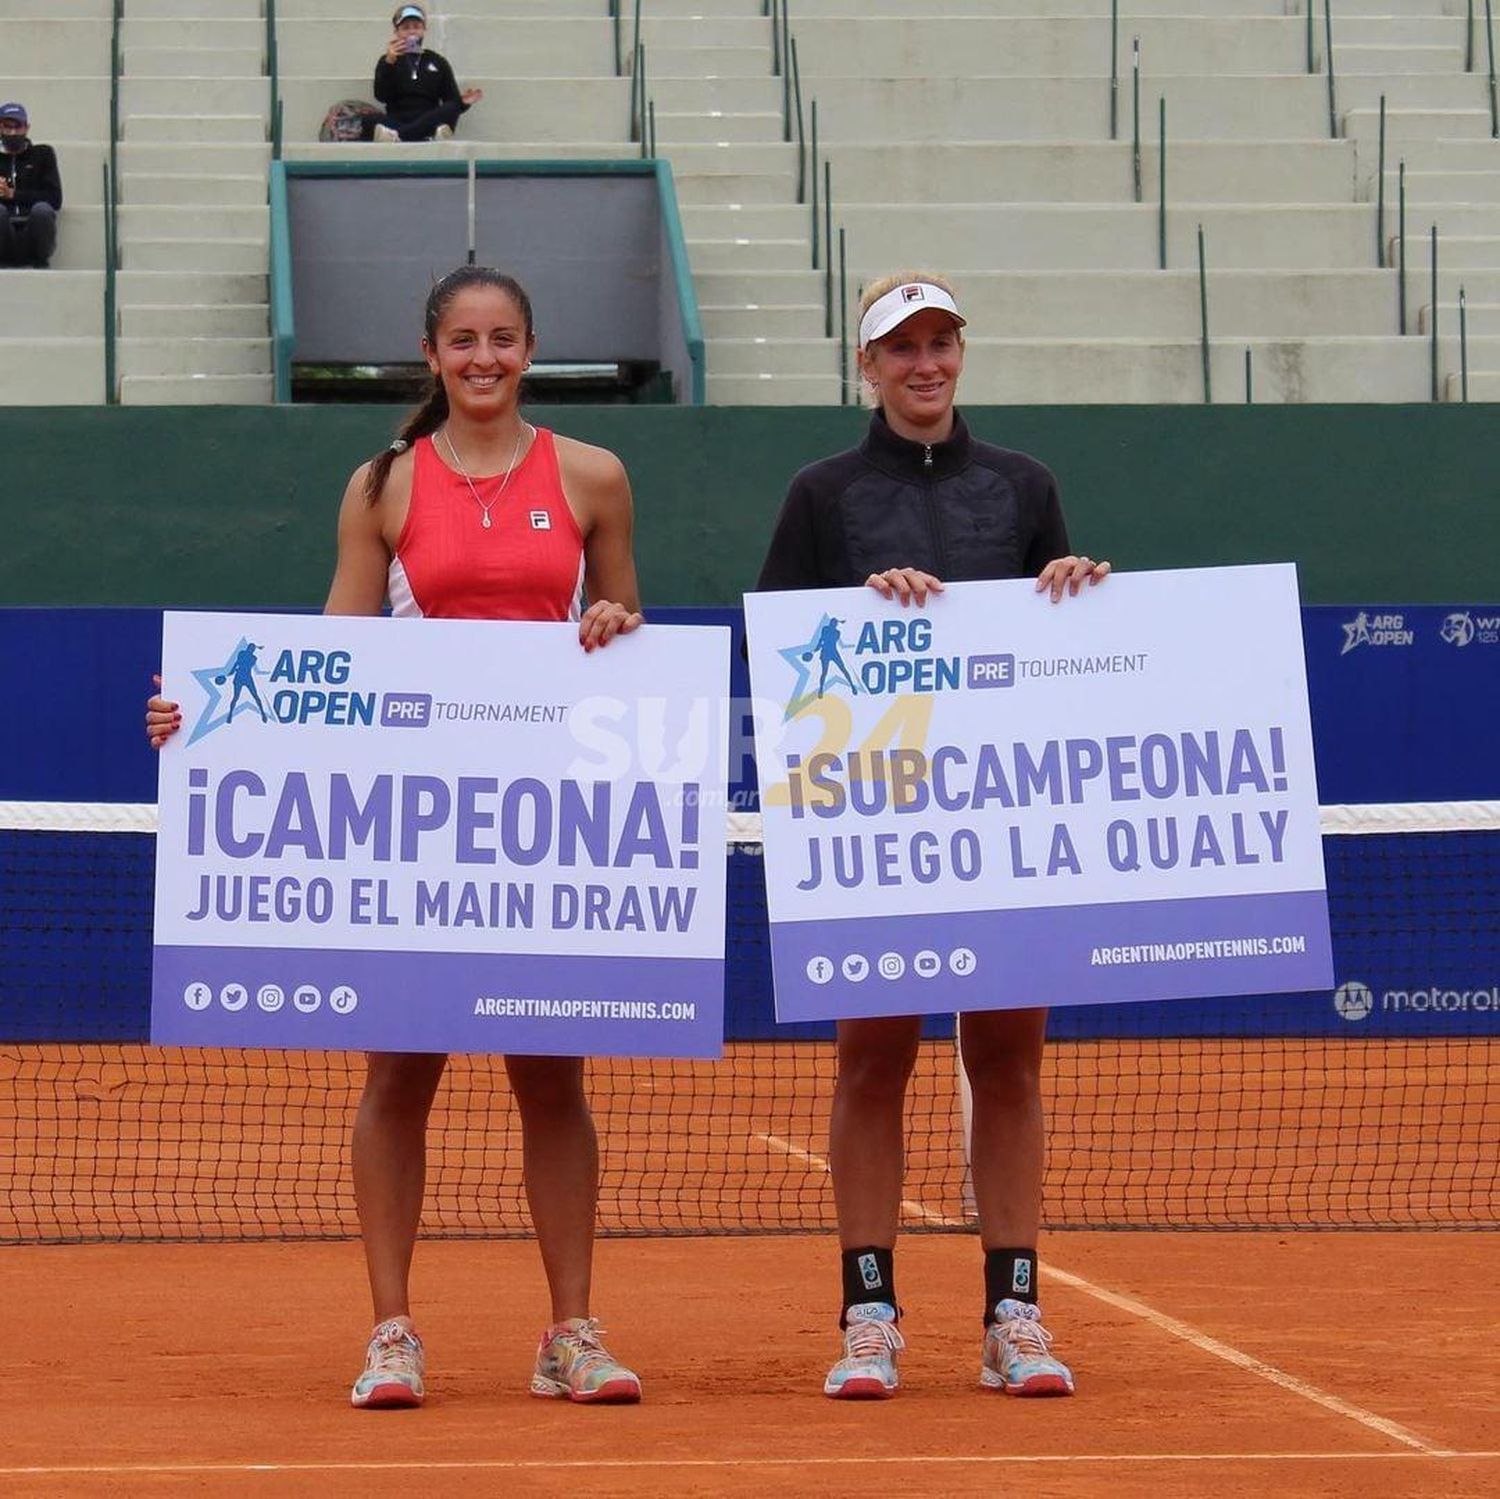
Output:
[755, 270, 1109, 1402]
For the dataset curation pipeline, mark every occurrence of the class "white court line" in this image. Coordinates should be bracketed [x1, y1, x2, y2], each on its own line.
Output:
[758, 1132, 968, 1228]
[755, 1133, 1448, 1457]
[3, 1453, 1496, 1479]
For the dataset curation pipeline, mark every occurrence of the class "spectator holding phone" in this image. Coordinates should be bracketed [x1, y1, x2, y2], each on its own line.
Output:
[0, 103, 61, 269]
[372, 5, 483, 143]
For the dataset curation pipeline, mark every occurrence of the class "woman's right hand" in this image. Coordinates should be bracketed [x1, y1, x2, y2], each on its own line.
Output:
[384, 33, 404, 62]
[865, 567, 945, 608]
[146, 674, 181, 750]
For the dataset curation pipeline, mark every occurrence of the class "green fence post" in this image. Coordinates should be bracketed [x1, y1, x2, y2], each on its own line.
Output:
[1430, 225, 1439, 401]
[1198, 223, 1211, 403]
[810, 99, 820, 269]
[1109, 0, 1119, 140]
[792, 37, 806, 203]
[838, 227, 848, 405]
[1375, 94, 1386, 267]
[823, 160, 833, 337]
[1132, 38, 1141, 202]
[1158, 97, 1167, 269]
[1324, 1, 1337, 138]
[1398, 159, 1407, 334]
[1460, 286, 1469, 400]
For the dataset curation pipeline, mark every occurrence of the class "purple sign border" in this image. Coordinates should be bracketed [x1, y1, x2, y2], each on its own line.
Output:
[152, 945, 723, 1058]
[770, 889, 1334, 1022]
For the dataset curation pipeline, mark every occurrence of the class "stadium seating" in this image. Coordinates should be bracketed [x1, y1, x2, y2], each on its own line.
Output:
[5, 1, 1500, 404]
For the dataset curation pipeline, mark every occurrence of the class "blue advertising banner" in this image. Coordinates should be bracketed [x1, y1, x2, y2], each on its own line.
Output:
[1, 602, 1497, 1041]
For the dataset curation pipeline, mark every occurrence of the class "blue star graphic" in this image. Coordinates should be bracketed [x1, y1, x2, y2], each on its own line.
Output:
[777, 614, 857, 720]
[186, 638, 272, 746]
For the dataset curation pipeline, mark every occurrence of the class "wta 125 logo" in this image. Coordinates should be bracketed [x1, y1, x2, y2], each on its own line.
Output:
[776, 613, 1011, 719]
[186, 638, 431, 744]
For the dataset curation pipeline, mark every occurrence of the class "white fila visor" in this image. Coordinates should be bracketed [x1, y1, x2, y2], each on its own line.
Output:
[857, 281, 966, 349]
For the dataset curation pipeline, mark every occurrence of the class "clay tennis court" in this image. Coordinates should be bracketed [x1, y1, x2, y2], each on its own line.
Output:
[3, 1038, 1496, 1495]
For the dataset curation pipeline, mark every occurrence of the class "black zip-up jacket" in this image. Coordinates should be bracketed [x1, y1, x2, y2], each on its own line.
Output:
[373, 48, 468, 126]
[755, 409, 1071, 592]
[1, 143, 62, 216]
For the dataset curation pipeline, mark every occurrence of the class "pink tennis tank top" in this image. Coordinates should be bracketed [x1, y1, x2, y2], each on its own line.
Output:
[388, 429, 586, 621]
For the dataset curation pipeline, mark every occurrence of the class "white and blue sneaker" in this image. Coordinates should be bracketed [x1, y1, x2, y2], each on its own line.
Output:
[824, 1301, 904, 1399]
[981, 1299, 1075, 1396]
[350, 1317, 425, 1409]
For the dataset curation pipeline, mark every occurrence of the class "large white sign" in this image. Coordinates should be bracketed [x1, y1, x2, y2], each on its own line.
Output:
[151, 612, 730, 1056]
[743, 565, 1334, 1021]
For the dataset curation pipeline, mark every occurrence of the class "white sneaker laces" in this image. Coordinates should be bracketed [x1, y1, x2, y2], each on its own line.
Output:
[367, 1320, 421, 1374]
[554, 1318, 616, 1374]
[844, 1316, 904, 1361]
[996, 1306, 1053, 1359]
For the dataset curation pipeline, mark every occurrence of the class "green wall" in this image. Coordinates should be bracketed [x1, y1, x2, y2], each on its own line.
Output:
[3, 405, 1493, 607]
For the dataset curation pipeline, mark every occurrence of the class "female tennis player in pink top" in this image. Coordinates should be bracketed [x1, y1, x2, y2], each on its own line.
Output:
[147, 266, 645, 1410]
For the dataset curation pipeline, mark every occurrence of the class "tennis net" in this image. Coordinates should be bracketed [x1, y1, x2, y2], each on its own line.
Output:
[1, 804, 1496, 1241]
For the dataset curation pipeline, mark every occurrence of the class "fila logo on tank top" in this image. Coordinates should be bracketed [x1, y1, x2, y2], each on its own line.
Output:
[388, 430, 586, 621]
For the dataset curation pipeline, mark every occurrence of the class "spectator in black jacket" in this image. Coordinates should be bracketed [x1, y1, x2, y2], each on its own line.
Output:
[0, 103, 61, 269]
[371, 4, 483, 143]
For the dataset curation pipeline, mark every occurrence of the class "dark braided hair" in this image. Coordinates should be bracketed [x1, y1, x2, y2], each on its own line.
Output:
[364, 266, 536, 503]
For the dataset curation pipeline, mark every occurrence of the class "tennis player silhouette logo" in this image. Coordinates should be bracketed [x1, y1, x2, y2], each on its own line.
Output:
[777, 613, 860, 719]
[217, 643, 269, 724]
[187, 637, 276, 745]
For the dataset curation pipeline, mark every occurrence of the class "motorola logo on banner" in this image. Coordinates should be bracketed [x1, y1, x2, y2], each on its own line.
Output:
[1333, 981, 1374, 1022]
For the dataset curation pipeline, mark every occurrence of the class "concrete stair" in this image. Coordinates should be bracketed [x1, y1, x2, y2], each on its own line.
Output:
[114, 5, 272, 404]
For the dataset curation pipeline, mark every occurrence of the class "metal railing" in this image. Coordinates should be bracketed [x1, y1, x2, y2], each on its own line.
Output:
[629, 2, 644, 139]
[1197, 224, 1211, 404]
[1306, 1, 1315, 75]
[267, 0, 282, 160]
[1429, 224, 1440, 402]
[790, 37, 807, 202]
[1398, 158, 1407, 334]
[837, 225, 849, 405]
[107, 0, 122, 404]
[1375, 95, 1386, 267]
[102, 162, 117, 406]
[1468, 0, 1476, 73]
[610, 0, 622, 77]
[1158, 97, 1167, 270]
[810, 98, 820, 267]
[1131, 37, 1142, 202]
[1323, 1, 1337, 140]
[1460, 286, 1469, 401]
[1109, 1, 1119, 140]
[1244, 347, 1252, 404]
[822, 158, 833, 335]
[1486, 0, 1499, 137]
[632, 42, 649, 149]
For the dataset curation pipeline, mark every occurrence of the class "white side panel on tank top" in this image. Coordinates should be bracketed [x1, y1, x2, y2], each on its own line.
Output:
[387, 556, 423, 619]
[569, 552, 584, 623]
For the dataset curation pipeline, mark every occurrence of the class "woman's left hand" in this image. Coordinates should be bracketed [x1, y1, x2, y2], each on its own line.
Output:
[461, 87, 484, 105]
[579, 599, 643, 652]
[1036, 554, 1111, 603]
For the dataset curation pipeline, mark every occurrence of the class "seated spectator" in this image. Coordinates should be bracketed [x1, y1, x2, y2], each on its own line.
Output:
[0, 102, 61, 270]
[371, 5, 483, 143]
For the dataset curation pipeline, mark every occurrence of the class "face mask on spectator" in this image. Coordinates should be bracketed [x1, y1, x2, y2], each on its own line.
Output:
[1, 134, 30, 154]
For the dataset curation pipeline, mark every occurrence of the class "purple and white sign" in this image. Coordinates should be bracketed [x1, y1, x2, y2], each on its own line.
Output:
[151, 612, 729, 1057]
[743, 565, 1334, 1022]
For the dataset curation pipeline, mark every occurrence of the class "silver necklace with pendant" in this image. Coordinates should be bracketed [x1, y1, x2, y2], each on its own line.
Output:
[440, 422, 531, 529]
